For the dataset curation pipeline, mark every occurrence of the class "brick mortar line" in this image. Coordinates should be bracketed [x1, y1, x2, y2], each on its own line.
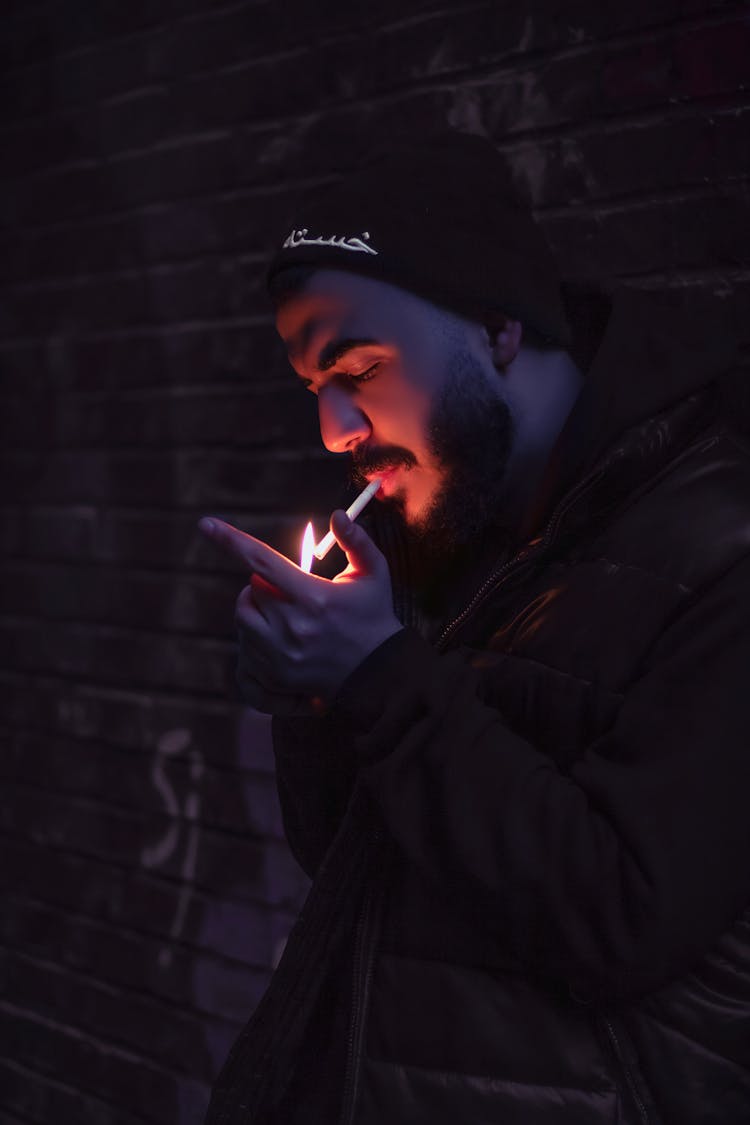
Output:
[0, 118, 274, 175]
[0, 382, 302, 400]
[0, 541, 300, 560]
[2, 942, 245, 1028]
[0, 567, 316, 596]
[0, 559, 306, 585]
[2, 753, 276, 793]
[0, 556, 265, 580]
[2, 25, 307, 90]
[0, 503, 301, 519]
[0, 7, 174, 62]
[0, 734, 276, 783]
[378, 0, 750, 38]
[2, 888, 292, 972]
[1, 832, 294, 918]
[0, 314, 272, 346]
[1, 664, 235, 704]
[0, 0, 269, 72]
[0, 1053, 159, 1125]
[0, 166, 332, 228]
[2, 612, 244, 642]
[0, 1002, 211, 1118]
[536, 177, 750, 219]
[0, 1093, 38, 1125]
[0, 382, 302, 401]
[3, 888, 292, 964]
[0, 772, 286, 845]
[0, 995, 210, 1074]
[610, 266, 750, 285]
[1, 827, 304, 920]
[355, 81, 750, 153]
[0, 438, 323, 455]
[0, 438, 328, 456]
[0, 252, 273, 293]
[2, 2, 746, 133]
[2, 942, 244, 1033]
[3, 616, 237, 652]
[0, 669, 245, 709]
[0, 679, 266, 749]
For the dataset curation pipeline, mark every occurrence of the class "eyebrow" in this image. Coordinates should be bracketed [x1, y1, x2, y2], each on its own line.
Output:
[316, 337, 381, 372]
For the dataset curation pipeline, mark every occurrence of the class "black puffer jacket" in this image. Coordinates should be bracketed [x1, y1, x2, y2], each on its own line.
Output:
[206, 286, 750, 1125]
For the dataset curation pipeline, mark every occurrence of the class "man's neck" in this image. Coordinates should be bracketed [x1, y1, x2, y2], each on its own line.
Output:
[500, 348, 585, 537]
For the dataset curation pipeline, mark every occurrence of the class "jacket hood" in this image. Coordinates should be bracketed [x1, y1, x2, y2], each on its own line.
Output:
[520, 283, 741, 542]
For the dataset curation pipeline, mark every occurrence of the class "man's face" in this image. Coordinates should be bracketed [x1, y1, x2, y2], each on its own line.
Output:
[275, 269, 518, 557]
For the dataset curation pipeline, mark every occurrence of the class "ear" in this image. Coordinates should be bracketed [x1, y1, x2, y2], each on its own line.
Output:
[485, 315, 523, 371]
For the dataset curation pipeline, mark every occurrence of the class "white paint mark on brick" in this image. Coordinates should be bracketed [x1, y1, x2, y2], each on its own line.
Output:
[518, 13, 535, 52]
[447, 87, 486, 136]
[140, 726, 204, 968]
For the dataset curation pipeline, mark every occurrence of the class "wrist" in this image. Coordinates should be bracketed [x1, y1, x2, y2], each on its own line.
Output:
[333, 626, 410, 731]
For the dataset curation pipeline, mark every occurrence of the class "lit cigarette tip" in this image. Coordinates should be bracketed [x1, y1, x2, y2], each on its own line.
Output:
[312, 477, 382, 560]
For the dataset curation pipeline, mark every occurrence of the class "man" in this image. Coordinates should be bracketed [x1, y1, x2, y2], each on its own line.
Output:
[201, 132, 750, 1123]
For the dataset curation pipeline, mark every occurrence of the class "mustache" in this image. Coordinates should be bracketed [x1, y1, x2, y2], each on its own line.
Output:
[350, 444, 416, 485]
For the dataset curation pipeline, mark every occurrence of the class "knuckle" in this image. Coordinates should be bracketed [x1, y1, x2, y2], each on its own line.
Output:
[292, 616, 314, 642]
[306, 589, 327, 616]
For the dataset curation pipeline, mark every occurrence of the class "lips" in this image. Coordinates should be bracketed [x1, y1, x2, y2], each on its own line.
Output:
[369, 467, 399, 497]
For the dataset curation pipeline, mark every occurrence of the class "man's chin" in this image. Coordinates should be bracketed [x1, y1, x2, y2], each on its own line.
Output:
[386, 492, 454, 553]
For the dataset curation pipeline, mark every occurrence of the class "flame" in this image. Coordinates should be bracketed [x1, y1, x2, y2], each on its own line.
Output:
[300, 521, 315, 573]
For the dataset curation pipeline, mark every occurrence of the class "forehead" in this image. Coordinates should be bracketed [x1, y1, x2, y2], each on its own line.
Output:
[275, 269, 430, 356]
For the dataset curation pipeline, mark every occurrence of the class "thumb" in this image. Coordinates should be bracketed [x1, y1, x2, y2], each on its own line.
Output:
[330, 509, 382, 574]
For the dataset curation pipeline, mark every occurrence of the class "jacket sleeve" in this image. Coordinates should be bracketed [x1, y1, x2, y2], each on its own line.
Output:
[330, 554, 750, 1003]
[271, 712, 359, 879]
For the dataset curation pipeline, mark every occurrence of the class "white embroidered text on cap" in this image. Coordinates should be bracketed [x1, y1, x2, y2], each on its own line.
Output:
[282, 229, 378, 255]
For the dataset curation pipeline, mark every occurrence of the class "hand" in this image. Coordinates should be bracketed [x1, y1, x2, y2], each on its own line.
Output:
[198, 510, 402, 716]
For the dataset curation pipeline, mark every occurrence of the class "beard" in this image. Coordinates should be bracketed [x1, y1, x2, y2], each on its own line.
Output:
[350, 347, 518, 566]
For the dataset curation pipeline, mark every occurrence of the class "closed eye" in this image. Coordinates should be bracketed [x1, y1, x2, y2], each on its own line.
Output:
[301, 362, 381, 393]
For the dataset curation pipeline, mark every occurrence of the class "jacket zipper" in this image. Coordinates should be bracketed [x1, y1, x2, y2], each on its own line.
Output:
[435, 394, 722, 652]
[435, 465, 608, 653]
[602, 1017, 651, 1125]
[338, 847, 383, 1125]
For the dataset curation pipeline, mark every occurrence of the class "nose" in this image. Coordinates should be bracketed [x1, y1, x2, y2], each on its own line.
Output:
[317, 382, 371, 453]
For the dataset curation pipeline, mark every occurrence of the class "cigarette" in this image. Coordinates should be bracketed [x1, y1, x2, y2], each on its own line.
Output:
[313, 478, 382, 560]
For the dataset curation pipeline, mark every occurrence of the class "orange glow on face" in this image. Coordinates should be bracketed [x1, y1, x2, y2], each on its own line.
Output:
[300, 522, 315, 573]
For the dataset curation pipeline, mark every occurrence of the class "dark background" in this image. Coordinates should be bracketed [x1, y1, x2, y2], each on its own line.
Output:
[1, 1, 749, 1121]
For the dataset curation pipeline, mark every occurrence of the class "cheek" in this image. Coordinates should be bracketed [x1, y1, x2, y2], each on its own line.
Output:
[408, 471, 441, 508]
[371, 379, 433, 447]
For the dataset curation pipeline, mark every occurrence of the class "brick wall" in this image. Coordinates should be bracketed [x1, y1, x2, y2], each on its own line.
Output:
[1, 1, 748, 1120]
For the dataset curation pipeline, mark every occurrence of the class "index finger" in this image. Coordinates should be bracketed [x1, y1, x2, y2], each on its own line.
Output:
[198, 516, 311, 597]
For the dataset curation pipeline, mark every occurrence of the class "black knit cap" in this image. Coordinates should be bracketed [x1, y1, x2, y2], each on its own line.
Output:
[266, 129, 572, 346]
